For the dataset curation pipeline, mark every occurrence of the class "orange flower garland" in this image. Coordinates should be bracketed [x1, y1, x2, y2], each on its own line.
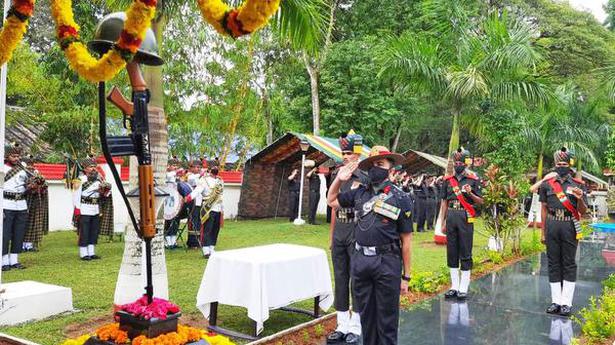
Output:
[50, 0, 157, 82]
[96, 323, 129, 344]
[197, 0, 281, 38]
[0, 0, 35, 66]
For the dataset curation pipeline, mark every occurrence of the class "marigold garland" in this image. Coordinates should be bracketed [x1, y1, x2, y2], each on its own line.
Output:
[49, 0, 157, 82]
[62, 324, 235, 345]
[0, 0, 35, 66]
[196, 0, 281, 38]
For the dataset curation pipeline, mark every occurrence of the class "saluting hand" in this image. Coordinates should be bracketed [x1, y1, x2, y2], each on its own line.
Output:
[462, 184, 472, 194]
[571, 187, 584, 199]
[338, 162, 358, 182]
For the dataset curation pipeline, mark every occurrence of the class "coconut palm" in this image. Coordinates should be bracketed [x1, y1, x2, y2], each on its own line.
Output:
[378, 4, 550, 174]
[103, 0, 328, 179]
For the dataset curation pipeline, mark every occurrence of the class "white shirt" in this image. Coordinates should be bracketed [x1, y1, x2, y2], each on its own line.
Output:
[165, 171, 177, 183]
[73, 175, 110, 216]
[187, 173, 203, 206]
[3, 163, 28, 211]
[203, 175, 224, 213]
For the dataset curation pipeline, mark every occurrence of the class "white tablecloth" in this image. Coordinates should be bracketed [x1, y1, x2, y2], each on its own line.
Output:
[196, 243, 333, 335]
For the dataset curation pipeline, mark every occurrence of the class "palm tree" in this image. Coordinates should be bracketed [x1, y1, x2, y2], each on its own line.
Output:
[104, 0, 328, 179]
[519, 85, 609, 178]
[378, 5, 549, 174]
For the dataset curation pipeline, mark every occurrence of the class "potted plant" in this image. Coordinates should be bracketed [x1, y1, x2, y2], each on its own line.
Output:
[115, 296, 181, 339]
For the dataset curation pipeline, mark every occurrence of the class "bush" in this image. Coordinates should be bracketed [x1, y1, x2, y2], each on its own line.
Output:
[408, 268, 449, 293]
[575, 274, 615, 343]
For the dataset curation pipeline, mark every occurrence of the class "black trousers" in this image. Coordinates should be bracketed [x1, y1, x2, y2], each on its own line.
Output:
[332, 238, 356, 311]
[203, 211, 221, 246]
[3, 209, 27, 255]
[352, 250, 402, 345]
[308, 191, 320, 224]
[187, 204, 202, 248]
[426, 198, 437, 230]
[415, 197, 427, 231]
[288, 191, 299, 221]
[78, 215, 100, 247]
[546, 218, 578, 282]
[446, 210, 474, 271]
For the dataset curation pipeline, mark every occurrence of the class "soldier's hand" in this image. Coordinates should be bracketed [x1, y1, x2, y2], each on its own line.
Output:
[400, 280, 409, 293]
[571, 187, 584, 199]
[338, 162, 358, 182]
[462, 184, 472, 193]
[541, 233, 546, 245]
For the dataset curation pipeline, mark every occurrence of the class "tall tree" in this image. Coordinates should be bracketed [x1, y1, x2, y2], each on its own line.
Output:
[379, 5, 549, 173]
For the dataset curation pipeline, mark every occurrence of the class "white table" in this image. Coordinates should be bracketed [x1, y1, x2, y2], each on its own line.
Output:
[196, 243, 333, 339]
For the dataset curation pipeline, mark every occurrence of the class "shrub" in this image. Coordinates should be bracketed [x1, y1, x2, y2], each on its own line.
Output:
[575, 275, 615, 343]
[408, 269, 449, 293]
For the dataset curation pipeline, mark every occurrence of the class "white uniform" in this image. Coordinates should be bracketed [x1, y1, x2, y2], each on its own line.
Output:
[3, 163, 28, 211]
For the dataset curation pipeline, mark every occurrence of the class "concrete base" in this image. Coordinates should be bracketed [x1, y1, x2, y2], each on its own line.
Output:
[0, 281, 73, 326]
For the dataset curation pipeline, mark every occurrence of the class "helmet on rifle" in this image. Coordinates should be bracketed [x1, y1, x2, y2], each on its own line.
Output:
[88, 12, 164, 66]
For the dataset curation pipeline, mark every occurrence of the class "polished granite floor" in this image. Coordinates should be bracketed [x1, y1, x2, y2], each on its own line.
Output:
[327, 236, 614, 345]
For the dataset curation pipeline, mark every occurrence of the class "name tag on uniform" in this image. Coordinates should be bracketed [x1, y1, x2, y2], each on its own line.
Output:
[374, 200, 401, 220]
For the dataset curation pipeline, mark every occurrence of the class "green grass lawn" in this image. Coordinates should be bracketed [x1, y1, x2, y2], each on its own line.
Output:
[0, 217, 540, 344]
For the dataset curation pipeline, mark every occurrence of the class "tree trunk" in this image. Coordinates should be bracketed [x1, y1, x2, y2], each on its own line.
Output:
[576, 158, 583, 179]
[142, 15, 168, 185]
[536, 152, 544, 180]
[263, 81, 273, 145]
[446, 106, 461, 175]
[219, 38, 255, 170]
[391, 123, 403, 153]
[305, 58, 320, 136]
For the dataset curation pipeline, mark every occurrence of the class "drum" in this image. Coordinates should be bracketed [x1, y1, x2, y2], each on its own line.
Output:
[163, 183, 184, 220]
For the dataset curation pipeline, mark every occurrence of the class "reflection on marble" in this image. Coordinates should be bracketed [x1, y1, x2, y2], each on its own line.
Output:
[397, 238, 614, 345]
[321, 237, 613, 345]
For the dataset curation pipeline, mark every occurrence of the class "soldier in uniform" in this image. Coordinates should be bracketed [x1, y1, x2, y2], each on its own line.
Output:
[187, 159, 204, 248]
[164, 156, 182, 249]
[287, 168, 300, 222]
[307, 165, 321, 225]
[73, 156, 112, 261]
[539, 148, 587, 317]
[441, 148, 483, 300]
[3, 143, 30, 271]
[23, 154, 49, 252]
[201, 166, 224, 257]
[412, 174, 427, 232]
[326, 131, 365, 344]
[425, 175, 438, 231]
[328, 145, 413, 345]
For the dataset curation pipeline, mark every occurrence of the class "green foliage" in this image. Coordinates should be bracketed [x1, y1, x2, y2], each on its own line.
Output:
[486, 250, 504, 265]
[301, 329, 310, 342]
[480, 165, 527, 254]
[607, 189, 615, 214]
[574, 285, 615, 343]
[520, 230, 544, 256]
[606, 129, 615, 170]
[408, 268, 449, 293]
[313, 324, 324, 337]
[603, 274, 615, 290]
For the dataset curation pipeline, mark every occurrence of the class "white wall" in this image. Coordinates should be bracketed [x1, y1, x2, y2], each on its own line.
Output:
[47, 163, 243, 231]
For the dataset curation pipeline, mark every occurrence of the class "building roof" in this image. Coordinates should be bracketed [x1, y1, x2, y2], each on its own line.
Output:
[246, 132, 371, 167]
[401, 149, 447, 172]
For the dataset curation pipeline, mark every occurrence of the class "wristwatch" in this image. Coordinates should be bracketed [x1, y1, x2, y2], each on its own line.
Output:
[402, 274, 411, 282]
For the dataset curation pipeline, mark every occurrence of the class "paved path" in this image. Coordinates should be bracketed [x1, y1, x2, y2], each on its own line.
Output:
[326, 236, 613, 345]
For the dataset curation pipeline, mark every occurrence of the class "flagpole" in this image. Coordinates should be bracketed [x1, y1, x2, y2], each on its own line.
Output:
[0, 0, 12, 287]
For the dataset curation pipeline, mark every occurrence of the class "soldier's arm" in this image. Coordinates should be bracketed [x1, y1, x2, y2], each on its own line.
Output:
[400, 232, 412, 284]
[327, 177, 343, 209]
[540, 202, 548, 244]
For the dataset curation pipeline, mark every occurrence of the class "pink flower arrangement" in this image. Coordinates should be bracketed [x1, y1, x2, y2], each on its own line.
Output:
[118, 296, 180, 320]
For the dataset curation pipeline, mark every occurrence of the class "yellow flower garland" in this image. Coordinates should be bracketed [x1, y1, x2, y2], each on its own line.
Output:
[49, 0, 157, 82]
[196, 0, 281, 38]
[0, 0, 35, 66]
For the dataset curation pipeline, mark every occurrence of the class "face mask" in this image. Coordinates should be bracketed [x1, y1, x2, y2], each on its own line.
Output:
[454, 165, 466, 175]
[368, 166, 389, 185]
[87, 171, 98, 181]
[555, 167, 571, 177]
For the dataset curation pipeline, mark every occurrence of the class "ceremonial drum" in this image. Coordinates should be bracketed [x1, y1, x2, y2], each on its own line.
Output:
[163, 184, 184, 220]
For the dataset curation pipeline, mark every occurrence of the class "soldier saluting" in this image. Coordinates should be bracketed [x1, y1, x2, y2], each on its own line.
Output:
[440, 148, 483, 301]
[328, 145, 413, 345]
[539, 148, 587, 317]
[326, 130, 366, 344]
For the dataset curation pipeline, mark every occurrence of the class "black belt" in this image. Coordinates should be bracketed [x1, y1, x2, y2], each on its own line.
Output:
[81, 197, 99, 205]
[355, 242, 400, 256]
[547, 209, 574, 221]
[4, 192, 25, 201]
